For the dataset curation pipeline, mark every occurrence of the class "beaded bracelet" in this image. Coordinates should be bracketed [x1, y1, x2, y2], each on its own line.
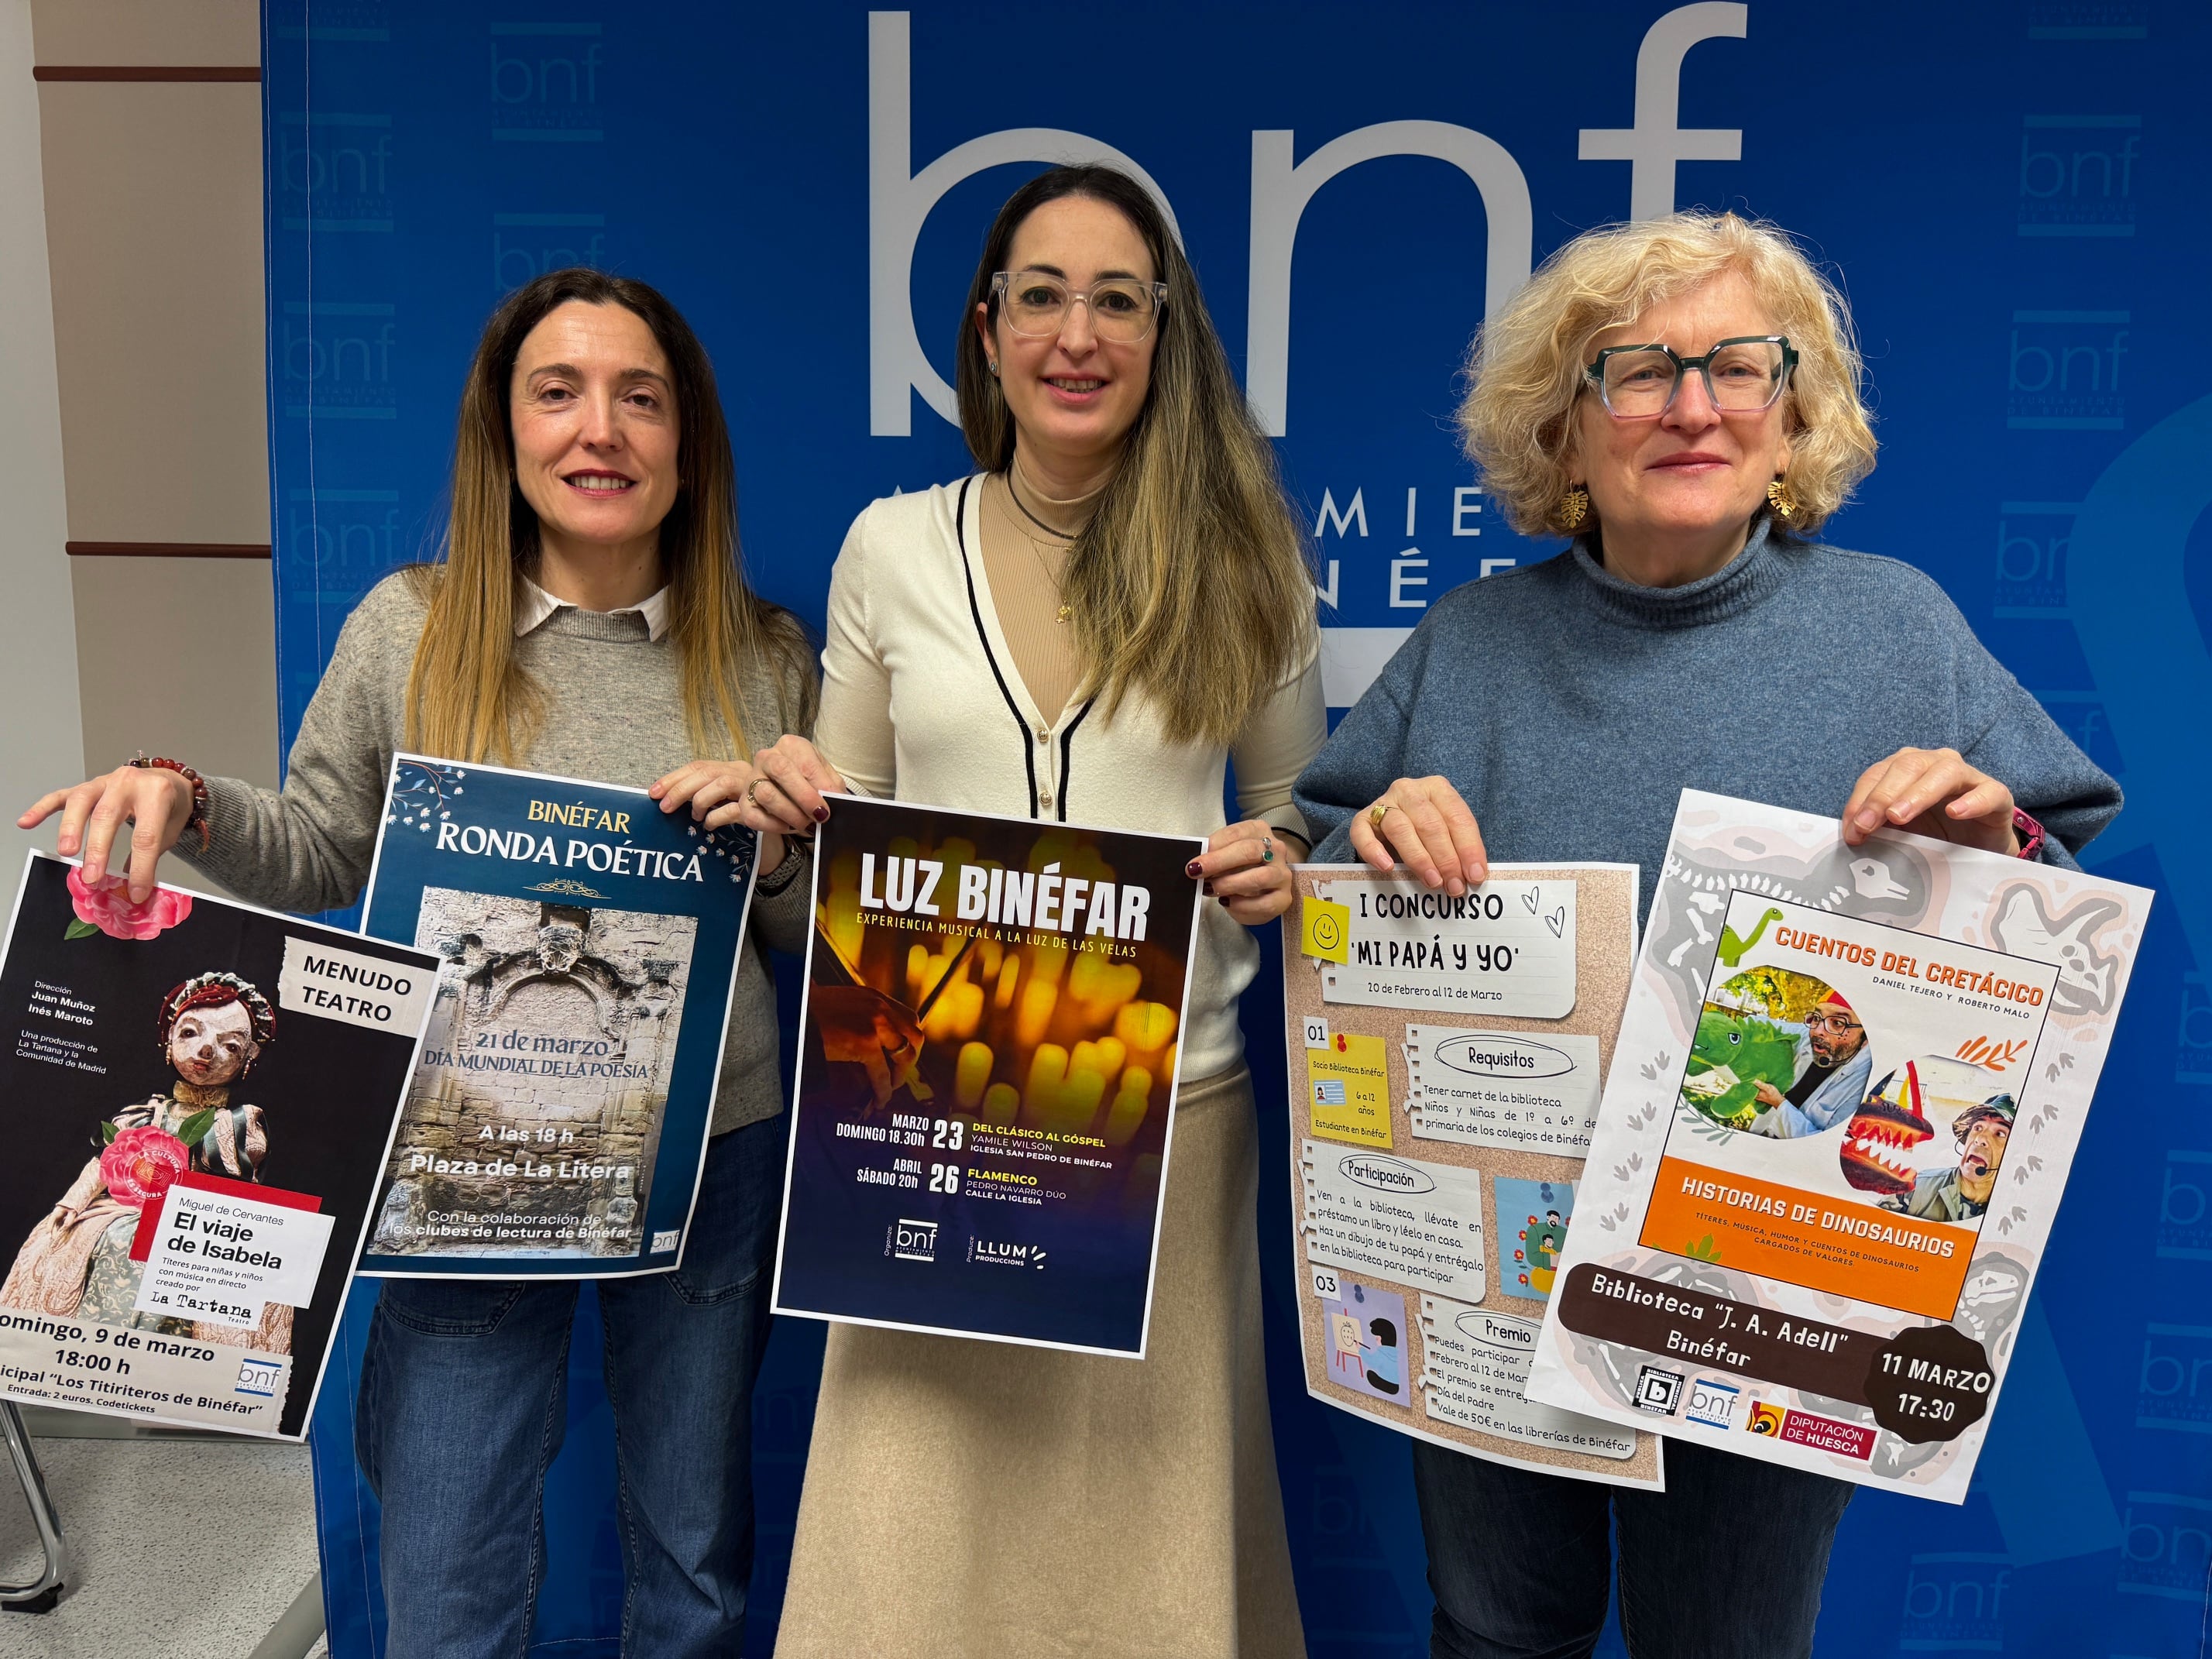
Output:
[129, 754, 211, 853]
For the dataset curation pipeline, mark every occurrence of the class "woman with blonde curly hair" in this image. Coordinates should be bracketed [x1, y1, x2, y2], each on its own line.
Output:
[1293, 211, 2120, 1658]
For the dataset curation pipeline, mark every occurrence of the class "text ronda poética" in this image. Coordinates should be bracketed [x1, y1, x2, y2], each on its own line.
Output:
[859, 854, 1151, 941]
[432, 821, 706, 881]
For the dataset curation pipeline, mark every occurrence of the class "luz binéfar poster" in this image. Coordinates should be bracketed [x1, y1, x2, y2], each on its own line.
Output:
[1283, 863, 1662, 1487]
[0, 852, 434, 1439]
[772, 795, 1204, 1356]
[359, 756, 757, 1279]
[1527, 792, 2151, 1503]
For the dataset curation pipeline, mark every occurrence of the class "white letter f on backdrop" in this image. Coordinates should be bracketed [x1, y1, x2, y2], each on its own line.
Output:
[1578, 3, 1749, 221]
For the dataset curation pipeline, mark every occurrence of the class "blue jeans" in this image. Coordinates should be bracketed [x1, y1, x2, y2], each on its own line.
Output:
[356, 1115, 785, 1659]
[1413, 1437, 1854, 1659]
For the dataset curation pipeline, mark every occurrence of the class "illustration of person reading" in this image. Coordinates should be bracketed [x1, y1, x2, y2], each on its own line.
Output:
[1744, 991, 1873, 1139]
[0, 972, 290, 1353]
[1883, 1094, 2014, 1222]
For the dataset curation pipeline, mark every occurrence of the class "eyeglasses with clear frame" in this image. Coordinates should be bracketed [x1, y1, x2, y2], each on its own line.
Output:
[1582, 335, 1798, 419]
[991, 270, 1169, 343]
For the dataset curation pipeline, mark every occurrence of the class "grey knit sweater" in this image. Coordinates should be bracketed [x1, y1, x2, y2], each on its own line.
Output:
[1297, 521, 2122, 895]
[180, 571, 814, 1134]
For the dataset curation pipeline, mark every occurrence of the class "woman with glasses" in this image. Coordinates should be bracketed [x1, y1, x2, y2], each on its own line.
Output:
[1293, 211, 2119, 1659]
[737, 164, 1321, 1657]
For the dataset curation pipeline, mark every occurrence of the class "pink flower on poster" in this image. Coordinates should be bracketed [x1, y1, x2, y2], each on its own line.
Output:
[64, 867, 192, 940]
[100, 1127, 191, 1208]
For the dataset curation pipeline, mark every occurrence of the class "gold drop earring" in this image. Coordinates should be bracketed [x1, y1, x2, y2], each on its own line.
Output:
[1558, 484, 1589, 532]
[1767, 476, 1797, 520]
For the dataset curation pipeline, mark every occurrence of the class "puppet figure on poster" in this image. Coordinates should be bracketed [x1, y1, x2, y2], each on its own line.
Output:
[1283, 862, 1663, 1488]
[1527, 791, 2151, 1503]
[0, 852, 434, 1439]
[771, 795, 1204, 1357]
[358, 756, 757, 1279]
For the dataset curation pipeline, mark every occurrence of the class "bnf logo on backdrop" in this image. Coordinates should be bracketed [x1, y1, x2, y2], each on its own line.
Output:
[2175, 976, 2212, 1091]
[2159, 1152, 2212, 1259]
[2008, 310, 2128, 431]
[493, 212, 609, 294]
[2018, 116, 2139, 237]
[491, 21, 603, 143]
[276, 110, 393, 232]
[862, 5, 1751, 438]
[2120, 1492, 2212, 1607]
[1993, 500, 2075, 618]
[280, 301, 396, 424]
[284, 487, 401, 610]
[2135, 1324, 2212, 1434]
[1898, 1552, 2011, 1653]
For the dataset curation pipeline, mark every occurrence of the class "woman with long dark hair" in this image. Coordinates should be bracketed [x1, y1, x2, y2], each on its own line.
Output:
[732, 165, 1322, 1657]
[21, 268, 816, 1657]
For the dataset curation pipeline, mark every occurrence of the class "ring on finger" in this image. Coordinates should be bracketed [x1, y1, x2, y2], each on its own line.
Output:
[1369, 802, 1392, 830]
[1262, 836, 1275, 864]
[745, 778, 766, 810]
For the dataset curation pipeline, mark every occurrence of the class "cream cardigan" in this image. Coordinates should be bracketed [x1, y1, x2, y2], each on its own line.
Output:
[815, 476, 1326, 1081]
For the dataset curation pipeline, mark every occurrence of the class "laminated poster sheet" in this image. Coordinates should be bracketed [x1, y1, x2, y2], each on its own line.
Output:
[359, 756, 757, 1278]
[0, 851, 434, 1438]
[773, 795, 1204, 1357]
[1527, 792, 2151, 1503]
[1284, 863, 1662, 1488]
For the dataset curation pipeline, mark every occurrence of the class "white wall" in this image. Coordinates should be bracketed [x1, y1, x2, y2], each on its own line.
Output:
[0, 0, 81, 915]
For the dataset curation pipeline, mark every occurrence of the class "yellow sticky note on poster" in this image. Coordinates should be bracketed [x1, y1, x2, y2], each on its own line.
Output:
[1307, 1032, 1391, 1148]
[1302, 896, 1350, 963]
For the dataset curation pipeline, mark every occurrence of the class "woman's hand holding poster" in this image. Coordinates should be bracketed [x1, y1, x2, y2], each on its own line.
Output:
[1527, 791, 2150, 1503]
[1283, 862, 1663, 1487]
[771, 795, 1204, 1357]
[0, 853, 435, 1439]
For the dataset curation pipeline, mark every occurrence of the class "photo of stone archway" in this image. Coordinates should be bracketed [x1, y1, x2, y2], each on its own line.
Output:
[369, 886, 700, 1260]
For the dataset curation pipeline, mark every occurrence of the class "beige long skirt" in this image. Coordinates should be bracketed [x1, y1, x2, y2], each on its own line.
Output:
[775, 1064, 1307, 1659]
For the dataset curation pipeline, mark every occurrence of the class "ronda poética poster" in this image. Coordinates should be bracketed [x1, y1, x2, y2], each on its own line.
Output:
[771, 795, 1203, 1356]
[1283, 863, 1661, 1488]
[359, 755, 757, 1279]
[0, 852, 434, 1439]
[1527, 792, 2152, 1503]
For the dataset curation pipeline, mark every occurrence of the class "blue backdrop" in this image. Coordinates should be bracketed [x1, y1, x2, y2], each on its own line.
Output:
[265, 2, 2212, 1654]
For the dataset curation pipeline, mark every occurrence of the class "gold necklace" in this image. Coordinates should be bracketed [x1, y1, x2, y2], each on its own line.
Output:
[996, 474, 1075, 624]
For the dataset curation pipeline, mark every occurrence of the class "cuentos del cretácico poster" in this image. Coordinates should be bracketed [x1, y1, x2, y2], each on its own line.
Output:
[1527, 790, 2150, 1502]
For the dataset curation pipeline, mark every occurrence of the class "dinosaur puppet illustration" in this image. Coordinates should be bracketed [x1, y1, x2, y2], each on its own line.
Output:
[1681, 1008, 1803, 1128]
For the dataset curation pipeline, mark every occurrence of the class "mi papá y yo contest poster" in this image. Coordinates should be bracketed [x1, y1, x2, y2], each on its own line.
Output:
[359, 756, 757, 1279]
[773, 795, 1204, 1357]
[1283, 861, 1663, 1487]
[0, 852, 434, 1439]
[1528, 792, 2150, 1502]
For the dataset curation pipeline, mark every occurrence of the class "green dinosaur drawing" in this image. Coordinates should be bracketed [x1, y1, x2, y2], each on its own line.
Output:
[1683, 1008, 1802, 1128]
[1716, 906, 1784, 969]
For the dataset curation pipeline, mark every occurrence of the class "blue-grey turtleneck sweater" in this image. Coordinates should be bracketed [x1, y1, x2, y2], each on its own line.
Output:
[1295, 520, 2122, 905]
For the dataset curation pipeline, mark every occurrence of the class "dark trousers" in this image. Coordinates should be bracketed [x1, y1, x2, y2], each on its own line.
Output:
[1413, 1437, 1855, 1659]
[356, 1115, 785, 1659]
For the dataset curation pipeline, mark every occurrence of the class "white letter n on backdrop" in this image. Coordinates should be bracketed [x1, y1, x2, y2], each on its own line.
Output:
[1247, 124, 1533, 438]
[1577, 3, 1748, 221]
[868, 11, 1182, 435]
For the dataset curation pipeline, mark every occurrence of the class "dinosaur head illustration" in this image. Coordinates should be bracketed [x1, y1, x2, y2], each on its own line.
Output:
[1986, 884, 2124, 1018]
[1841, 1062, 1935, 1195]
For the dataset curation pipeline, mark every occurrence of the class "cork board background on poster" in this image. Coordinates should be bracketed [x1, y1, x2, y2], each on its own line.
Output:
[1280, 864, 1661, 1486]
